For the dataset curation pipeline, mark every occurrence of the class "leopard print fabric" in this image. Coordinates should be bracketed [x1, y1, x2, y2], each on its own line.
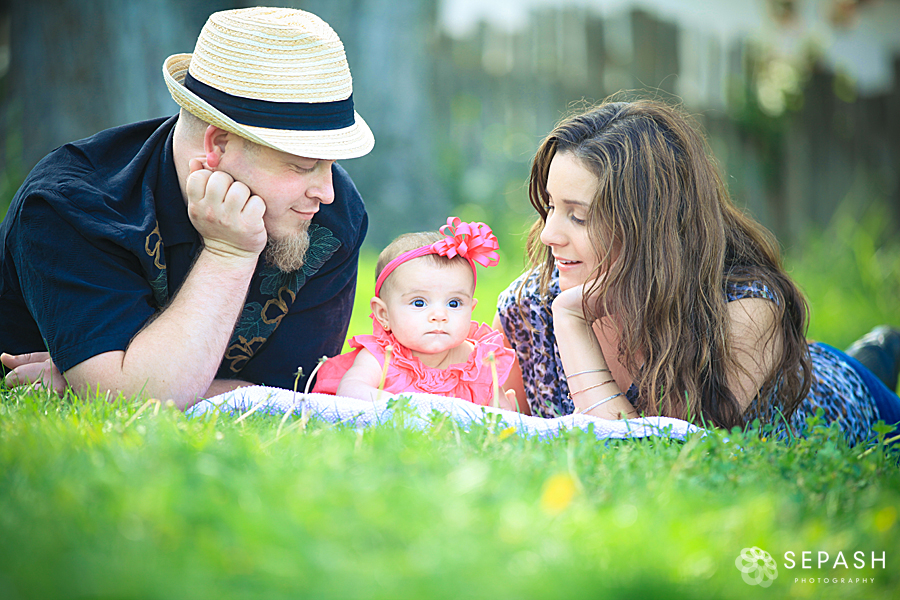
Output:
[496, 269, 639, 419]
[497, 269, 881, 444]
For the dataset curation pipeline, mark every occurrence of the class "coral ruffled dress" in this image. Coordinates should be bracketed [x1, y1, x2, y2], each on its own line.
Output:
[312, 320, 515, 406]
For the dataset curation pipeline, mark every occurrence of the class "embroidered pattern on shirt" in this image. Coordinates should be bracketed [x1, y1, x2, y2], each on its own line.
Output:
[224, 224, 342, 375]
[144, 223, 168, 308]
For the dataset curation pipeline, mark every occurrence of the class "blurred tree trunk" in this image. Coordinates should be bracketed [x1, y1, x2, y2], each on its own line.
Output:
[295, 0, 450, 248]
[1, 0, 242, 171]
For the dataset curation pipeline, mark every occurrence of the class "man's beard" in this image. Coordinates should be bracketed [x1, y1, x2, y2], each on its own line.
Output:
[264, 222, 311, 272]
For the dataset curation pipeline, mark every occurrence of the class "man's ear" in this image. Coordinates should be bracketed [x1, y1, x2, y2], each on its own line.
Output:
[203, 125, 230, 169]
[371, 296, 391, 332]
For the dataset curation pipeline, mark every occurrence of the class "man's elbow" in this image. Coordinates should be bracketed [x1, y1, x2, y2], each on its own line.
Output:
[65, 351, 207, 410]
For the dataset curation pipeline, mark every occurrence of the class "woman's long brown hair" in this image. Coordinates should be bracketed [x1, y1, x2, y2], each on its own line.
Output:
[525, 97, 811, 428]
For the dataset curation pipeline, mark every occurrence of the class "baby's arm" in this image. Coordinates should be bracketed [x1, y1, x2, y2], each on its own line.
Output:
[492, 314, 531, 414]
[336, 348, 391, 402]
[496, 387, 519, 411]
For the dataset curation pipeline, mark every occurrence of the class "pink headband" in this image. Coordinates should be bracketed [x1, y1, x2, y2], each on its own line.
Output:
[375, 217, 500, 297]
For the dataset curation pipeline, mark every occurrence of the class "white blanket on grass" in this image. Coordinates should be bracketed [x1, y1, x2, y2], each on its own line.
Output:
[189, 386, 701, 441]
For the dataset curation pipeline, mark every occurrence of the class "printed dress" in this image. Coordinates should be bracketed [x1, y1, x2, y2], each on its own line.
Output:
[496, 269, 882, 445]
[312, 319, 515, 406]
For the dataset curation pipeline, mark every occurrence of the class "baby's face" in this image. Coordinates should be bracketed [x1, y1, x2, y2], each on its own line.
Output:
[378, 259, 475, 358]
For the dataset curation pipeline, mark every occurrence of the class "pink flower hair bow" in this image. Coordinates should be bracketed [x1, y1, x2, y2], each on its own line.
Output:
[374, 217, 501, 297]
[433, 217, 500, 267]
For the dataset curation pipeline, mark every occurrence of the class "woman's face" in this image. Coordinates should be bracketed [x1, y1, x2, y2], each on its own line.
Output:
[539, 152, 602, 292]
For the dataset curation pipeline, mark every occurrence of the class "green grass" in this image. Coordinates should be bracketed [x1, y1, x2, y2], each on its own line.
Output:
[1, 390, 898, 599]
[2, 208, 899, 598]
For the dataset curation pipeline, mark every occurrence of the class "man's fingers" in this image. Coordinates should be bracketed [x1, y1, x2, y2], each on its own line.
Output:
[5, 364, 38, 387]
[4, 368, 22, 387]
[1, 351, 20, 369]
[4, 361, 68, 394]
[4, 362, 46, 385]
[221, 179, 253, 213]
[185, 167, 266, 259]
[189, 170, 253, 218]
[243, 195, 266, 222]
[1, 351, 51, 370]
[203, 170, 238, 205]
[186, 167, 214, 203]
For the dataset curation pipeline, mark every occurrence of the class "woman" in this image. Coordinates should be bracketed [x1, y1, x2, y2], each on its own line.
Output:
[495, 98, 899, 444]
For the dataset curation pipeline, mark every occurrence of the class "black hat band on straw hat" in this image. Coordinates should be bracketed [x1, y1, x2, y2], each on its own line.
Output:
[184, 72, 355, 131]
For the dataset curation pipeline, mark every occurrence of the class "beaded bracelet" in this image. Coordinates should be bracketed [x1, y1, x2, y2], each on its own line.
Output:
[566, 368, 611, 379]
[567, 378, 616, 400]
[576, 392, 625, 415]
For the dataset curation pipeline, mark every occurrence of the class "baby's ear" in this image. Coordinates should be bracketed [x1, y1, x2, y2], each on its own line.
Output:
[471, 298, 478, 310]
[370, 296, 391, 332]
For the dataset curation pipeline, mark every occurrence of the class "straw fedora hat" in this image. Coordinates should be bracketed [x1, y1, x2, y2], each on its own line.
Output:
[163, 7, 374, 160]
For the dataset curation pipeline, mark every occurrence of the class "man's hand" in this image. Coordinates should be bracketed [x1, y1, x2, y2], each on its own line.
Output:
[1, 352, 68, 394]
[186, 159, 267, 261]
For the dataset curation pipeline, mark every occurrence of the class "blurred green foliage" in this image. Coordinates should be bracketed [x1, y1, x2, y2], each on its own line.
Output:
[792, 201, 900, 349]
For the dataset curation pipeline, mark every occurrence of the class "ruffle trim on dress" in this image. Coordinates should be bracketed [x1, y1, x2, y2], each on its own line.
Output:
[350, 320, 515, 405]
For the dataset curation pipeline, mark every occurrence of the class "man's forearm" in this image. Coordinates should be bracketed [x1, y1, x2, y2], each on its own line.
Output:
[204, 378, 254, 398]
[65, 249, 258, 409]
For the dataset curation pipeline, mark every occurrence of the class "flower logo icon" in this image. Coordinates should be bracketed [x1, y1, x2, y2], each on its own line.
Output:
[735, 546, 778, 587]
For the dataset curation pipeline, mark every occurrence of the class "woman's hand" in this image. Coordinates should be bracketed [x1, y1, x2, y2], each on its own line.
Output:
[551, 277, 608, 324]
[551, 282, 586, 319]
[1, 352, 69, 394]
[549, 281, 638, 420]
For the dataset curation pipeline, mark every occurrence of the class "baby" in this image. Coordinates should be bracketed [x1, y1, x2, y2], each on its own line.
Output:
[312, 218, 518, 409]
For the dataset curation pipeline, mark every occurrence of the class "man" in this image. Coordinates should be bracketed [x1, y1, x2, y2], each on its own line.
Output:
[0, 7, 374, 409]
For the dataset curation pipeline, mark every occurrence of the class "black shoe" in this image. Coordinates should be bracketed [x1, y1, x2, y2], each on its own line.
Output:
[845, 326, 900, 392]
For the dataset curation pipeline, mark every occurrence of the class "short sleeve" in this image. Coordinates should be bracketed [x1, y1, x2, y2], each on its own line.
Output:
[496, 269, 572, 417]
[725, 279, 778, 304]
[11, 194, 160, 372]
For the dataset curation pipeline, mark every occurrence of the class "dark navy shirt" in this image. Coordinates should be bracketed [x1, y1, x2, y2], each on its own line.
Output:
[0, 116, 367, 390]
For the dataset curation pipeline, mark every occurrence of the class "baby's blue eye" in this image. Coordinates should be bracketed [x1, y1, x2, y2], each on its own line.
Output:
[412, 299, 425, 308]
[448, 299, 461, 308]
